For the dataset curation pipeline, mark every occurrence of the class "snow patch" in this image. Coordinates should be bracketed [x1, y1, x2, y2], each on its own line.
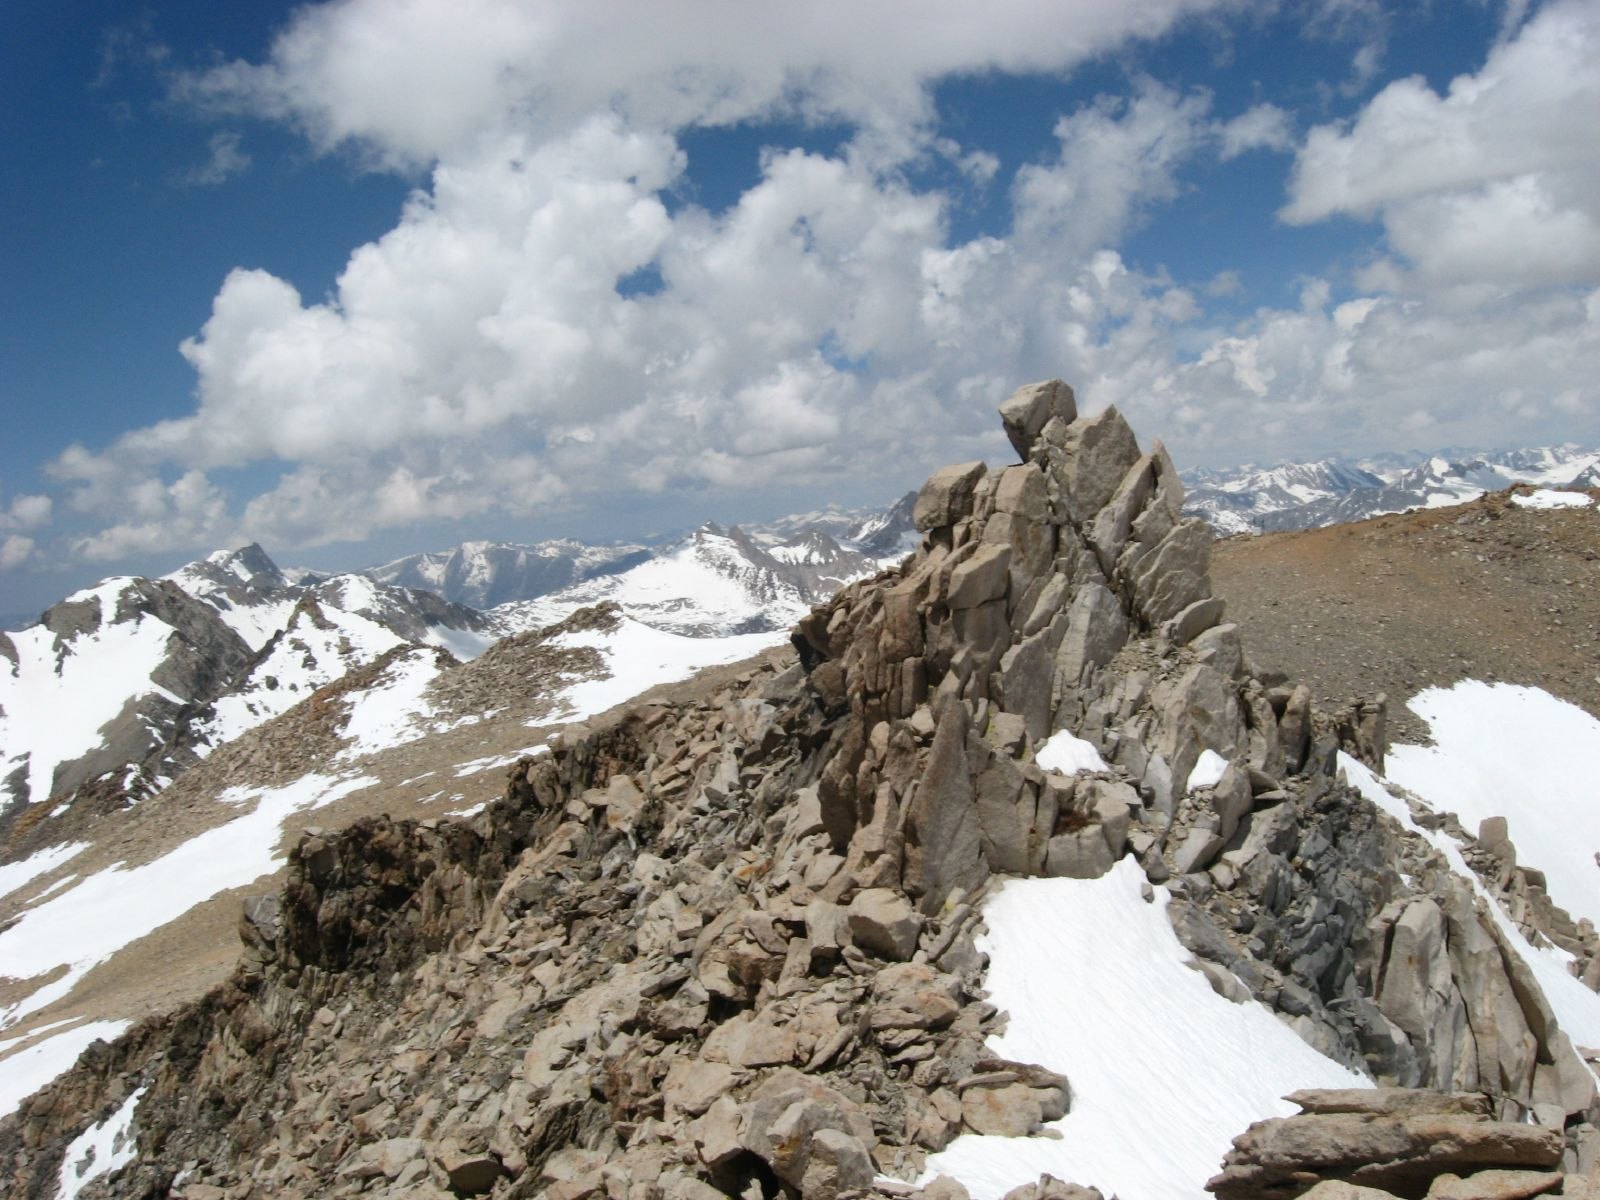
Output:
[54, 1085, 146, 1200]
[28, 874, 80, 903]
[453, 745, 548, 778]
[1035, 730, 1108, 776]
[338, 650, 443, 759]
[549, 620, 781, 725]
[0, 842, 86, 901]
[0, 1021, 130, 1119]
[423, 623, 497, 661]
[1511, 489, 1595, 510]
[1186, 749, 1229, 791]
[920, 860, 1368, 1200]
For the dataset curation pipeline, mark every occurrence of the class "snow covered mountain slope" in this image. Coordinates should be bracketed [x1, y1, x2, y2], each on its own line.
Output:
[1181, 460, 1386, 535]
[0, 577, 255, 816]
[0, 601, 783, 1107]
[746, 489, 920, 559]
[366, 496, 916, 635]
[0, 548, 495, 844]
[364, 538, 650, 609]
[494, 520, 884, 636]
[1184, 443, 1600, 534]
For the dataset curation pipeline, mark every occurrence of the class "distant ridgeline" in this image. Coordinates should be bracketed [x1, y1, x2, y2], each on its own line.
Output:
[1183, 443, 1600, 535]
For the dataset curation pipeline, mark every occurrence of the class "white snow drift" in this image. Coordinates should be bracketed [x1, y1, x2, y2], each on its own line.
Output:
[921, 859, 1368, 1200]
[1386, 681, 1600, 927]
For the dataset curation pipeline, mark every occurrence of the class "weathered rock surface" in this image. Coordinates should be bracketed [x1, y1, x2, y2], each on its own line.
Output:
[1208, 1088, 1571, 1200]
[4, 380, 1596, 1200]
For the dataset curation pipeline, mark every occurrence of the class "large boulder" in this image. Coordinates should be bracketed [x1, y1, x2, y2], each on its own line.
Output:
[916, 461, 988, 531]
[1052, 406, 1142, 524]
[1208, 1091, 1565, 1200]
[999, 380, 1077, 460]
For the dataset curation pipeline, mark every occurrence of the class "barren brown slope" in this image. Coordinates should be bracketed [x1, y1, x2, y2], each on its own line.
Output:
[1211, 487, 1600, 746]
[0, 603, 787, 1061]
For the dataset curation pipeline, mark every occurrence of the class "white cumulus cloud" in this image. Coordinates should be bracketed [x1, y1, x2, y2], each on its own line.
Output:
[32, 0, 1600, 569]
[1284, 0, 1600, 289]
[1, 536, 36, 570]
[175, 0, 1236, 169]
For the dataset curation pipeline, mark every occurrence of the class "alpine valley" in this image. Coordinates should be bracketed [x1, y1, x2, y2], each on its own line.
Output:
[2, 384, 1599, 1200]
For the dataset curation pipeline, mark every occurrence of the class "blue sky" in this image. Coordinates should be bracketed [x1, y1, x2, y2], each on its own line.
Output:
[3, 0, 1598, 614]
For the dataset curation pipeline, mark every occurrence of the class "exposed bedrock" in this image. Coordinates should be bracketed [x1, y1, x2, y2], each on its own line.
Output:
[4, 379, 1595, 1200]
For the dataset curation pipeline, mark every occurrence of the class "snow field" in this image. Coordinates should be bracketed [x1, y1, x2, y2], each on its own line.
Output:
[338, 649, 445, 759]
[0, 773, 372, 1029]
[0, 603, 180, 806]
[205, 596, 299, 654]
[0, 1021, 130, 1119]
[1511, 489, 1595, 509]
[423, 623, 498, 661]
[54, 1085, 146, 1200]
[200, 604, 408, 746]
[1386, 681, 1600, 927]
[550, 619, 783, 725]
[921, 859, 1369, 1200]
[497, 531, 814, 637]
[0, 841, 86, 901]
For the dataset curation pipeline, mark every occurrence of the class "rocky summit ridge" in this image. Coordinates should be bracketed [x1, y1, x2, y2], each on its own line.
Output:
[3, 381, 1598, 1200]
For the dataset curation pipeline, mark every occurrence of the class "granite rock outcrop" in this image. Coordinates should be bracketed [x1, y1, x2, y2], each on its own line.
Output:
[3, 381, 1596, 1200]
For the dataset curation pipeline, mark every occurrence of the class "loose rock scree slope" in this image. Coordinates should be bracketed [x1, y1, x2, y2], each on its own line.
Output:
[2, 381, 1597, 1200]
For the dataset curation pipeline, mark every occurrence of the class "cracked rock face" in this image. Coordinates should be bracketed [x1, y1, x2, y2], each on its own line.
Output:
[3, 379, 1597, 1200]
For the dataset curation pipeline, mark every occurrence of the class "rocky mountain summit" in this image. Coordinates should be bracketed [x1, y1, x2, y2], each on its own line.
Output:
[2, 382, 1597, 1200]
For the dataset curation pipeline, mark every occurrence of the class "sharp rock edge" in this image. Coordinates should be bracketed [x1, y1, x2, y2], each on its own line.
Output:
[3, 380, 1598, 1200]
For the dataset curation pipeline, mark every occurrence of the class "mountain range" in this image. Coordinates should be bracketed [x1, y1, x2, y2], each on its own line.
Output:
[0, 497, 919, 846]
[1181, 443, 1600, 535]
[2, 399, 1598, 1200]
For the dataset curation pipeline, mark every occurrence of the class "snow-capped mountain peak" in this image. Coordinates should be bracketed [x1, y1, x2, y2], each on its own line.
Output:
[365, 537, 650, 610]
[1184, 443, 1599, 534]
[1, 546, 495, 824]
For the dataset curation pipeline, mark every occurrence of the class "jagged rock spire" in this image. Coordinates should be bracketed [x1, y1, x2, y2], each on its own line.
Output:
[5, 379, 1596, 1200]
[793, 380, 1240, 916]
